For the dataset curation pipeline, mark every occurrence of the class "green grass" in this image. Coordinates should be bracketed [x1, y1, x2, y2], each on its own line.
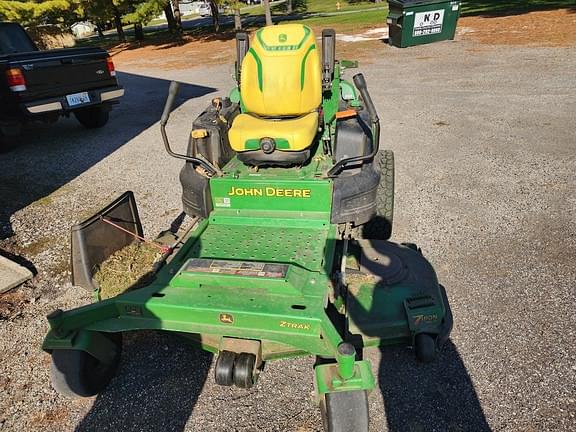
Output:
[247, 0, 382, 17]
[148, 13, 199, 27]
[461, 0, 575, 16]
[76, 34, 119, 49]
[292, 0, 381, 14]
[244, 0, 387, 29]
[296, 9, 387, 27]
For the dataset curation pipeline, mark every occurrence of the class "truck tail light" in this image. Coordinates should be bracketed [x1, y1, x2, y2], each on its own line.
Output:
[106, 57, 116, 77]
[6, 68, 27, 92]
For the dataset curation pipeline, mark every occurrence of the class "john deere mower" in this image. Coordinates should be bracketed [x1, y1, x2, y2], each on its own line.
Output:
[43, 24, 452, 431]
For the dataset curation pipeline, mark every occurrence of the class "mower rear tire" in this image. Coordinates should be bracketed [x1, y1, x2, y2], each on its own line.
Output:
[320, 390, 369, 432]
[50, 333, 122, 398]
[74, 106, 110, 129]
[359, 150, 394, 240]
[233, 353, 256, 389]
[215, 350, 236, 386]
[414, 333, 437, 363]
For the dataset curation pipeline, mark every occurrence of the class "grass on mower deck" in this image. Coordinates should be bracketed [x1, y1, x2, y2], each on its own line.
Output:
[94, 241, 160, 299]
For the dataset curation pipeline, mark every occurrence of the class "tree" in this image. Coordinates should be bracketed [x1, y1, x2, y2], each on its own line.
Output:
[262, 0, 272, 26]
[122, 0, 166, 40]
[0, 0, 77, 27]
[112, 3, 125, 41]
[76, 0, 128, 41]
[208, 0, 221, 32]
[227, 0, 242, 30]
[233, 6, 241, 30]
[170, 0, 182, 34]
[163, 2, 175, 32]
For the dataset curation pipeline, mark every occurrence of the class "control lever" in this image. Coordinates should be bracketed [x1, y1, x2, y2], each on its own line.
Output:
[160, 81, 218, 176]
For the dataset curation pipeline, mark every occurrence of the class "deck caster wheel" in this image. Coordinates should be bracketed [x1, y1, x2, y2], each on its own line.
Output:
[320, 390, 369, 432]
[415, 333, 437, 363]
[50, 333, 121, 398]
[215, 351, 236, 386]
[233, 353, 256, 389]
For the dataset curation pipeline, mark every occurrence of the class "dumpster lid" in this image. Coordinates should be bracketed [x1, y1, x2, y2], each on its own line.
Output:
[388, 0, 458, 6]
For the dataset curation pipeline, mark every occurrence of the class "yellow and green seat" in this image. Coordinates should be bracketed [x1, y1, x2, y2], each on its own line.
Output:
[228, 24, 322, 165]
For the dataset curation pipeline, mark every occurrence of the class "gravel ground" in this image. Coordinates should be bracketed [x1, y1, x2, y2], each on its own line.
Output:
[1, 35, 575, 432]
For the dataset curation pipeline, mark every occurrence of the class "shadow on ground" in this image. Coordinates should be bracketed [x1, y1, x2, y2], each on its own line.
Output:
[461, 0, 576, 17]
[76, 331, 212, 432]
[378, 341, 491, 432]
[345, 240, 490, 431]
[0, 71, 216, 241]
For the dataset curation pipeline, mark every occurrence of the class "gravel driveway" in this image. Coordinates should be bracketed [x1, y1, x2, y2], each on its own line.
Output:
[0, 35, 575, 432]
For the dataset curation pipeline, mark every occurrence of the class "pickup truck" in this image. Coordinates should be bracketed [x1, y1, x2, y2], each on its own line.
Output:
[0, 22, 124, 151]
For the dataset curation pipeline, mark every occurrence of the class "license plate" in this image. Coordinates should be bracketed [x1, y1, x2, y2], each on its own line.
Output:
[66, 92, 90, 107]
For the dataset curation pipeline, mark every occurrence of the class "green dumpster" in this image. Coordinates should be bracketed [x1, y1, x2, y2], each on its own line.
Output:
[387, 0, 461, 48]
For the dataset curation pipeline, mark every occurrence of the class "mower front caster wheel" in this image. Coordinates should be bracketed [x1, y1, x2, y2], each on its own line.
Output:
[414, 333, 437, 363]
[234, 353, 256, 389]
[215, 351, 236, 386]
[320, 390, 369, 432]
[50, 333, 122, 398]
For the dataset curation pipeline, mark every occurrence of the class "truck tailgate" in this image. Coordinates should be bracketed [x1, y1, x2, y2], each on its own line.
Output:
[6, 48, 117, 102]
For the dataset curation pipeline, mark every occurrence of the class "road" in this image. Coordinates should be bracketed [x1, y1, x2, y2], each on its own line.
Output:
[0, 33, 575, 432]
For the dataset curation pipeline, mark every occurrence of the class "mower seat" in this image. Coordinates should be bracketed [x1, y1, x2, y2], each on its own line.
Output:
[228, 24, 322, 166]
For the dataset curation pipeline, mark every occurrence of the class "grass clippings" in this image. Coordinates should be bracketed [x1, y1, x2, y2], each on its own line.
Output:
[94, 242, 160, 300]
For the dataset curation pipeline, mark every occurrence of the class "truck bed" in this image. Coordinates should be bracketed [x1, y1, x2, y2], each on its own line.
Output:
[1, 47, 116, 102]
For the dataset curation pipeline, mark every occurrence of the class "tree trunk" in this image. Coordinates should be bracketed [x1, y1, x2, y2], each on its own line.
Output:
[263, 0, 273, 26]
[286, 0, 293, 14]
[96, 23, 104, 38]
[171, 0, 183, 34]
[134, 22, 144, 41]
[113, 7, 125, 42]
[209, 1, 220, 32]
[164, 4, 176, 32]
[234, 7, 242, 30]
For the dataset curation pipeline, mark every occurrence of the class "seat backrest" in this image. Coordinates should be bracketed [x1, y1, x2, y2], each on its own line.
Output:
[240, 24, 322, 117]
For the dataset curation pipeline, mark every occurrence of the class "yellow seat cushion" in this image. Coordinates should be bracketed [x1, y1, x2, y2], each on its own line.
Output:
[229, 112, 319, 152]
[240, 24, 321, 117]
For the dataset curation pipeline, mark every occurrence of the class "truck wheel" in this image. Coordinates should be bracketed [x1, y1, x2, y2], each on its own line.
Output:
[74, 106, 110, 129]
[50, 333, 121, 397]
[359, 150, 394, 240]
[320, 390, 369, 432]
[0, 125, 21, 153]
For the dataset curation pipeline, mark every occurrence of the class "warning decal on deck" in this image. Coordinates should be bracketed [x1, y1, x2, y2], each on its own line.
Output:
[214, 197, 231, 208]
[413, 9, 445, 37]
[184, 258, 289, 278]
